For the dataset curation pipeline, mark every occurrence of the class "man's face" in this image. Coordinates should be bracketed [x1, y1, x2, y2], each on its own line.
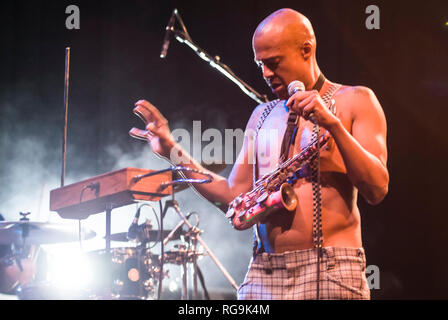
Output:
[253, 35, 305, 100]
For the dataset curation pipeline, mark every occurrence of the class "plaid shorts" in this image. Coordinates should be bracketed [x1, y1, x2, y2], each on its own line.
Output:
[237, 247, 370, 300]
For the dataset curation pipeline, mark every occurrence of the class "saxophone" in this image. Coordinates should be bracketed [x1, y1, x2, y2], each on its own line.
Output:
[225, 133, 330, 230]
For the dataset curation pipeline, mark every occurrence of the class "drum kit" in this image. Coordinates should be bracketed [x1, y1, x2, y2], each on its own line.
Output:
[0, 209, 208, 300]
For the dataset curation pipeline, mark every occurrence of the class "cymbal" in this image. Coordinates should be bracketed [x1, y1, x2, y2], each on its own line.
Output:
[0, 221, 96, 245]
[106, 229, 181, 242]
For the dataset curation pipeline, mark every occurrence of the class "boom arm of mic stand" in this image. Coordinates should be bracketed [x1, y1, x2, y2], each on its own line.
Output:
[171, 30, 268, 105]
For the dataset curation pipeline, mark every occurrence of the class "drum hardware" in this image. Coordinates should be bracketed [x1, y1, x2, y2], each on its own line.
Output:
[14, 212, 31, 272]
[85, 247, 163, 300]
[182, 223, 201, 300]
[156, 194, 238, 300]
[162, 241, 205, 299]
[160, 211, 202, 299]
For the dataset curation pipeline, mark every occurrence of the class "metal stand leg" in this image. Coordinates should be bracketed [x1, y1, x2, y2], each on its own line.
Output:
[167, 201, 238, 291]
[191, 236, 198, 300]
[105, 204, 112, 254]
[182, 262, 188, 300]
[104, 204, 113, 298]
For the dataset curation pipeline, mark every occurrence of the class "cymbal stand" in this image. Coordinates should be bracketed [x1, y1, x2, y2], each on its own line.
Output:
[184, 227, 200, 300]
[178, 229, 199, 300]
[181, 250, 187, 300]
[192, 236, 198, 300]
[170, 201, 238, 292]
[163, 212, 200, 299]
[14, 212, 31, 272]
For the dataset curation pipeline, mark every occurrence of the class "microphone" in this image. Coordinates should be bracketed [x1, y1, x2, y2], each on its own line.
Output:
[287, 80, 305, 96]
[287, 80, 315, 122]
[127, 207, 142, 240]
[160, 10, 177, 59]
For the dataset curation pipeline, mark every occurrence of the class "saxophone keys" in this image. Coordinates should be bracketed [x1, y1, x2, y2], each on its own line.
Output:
[233, 195, 243, 207]
[256, 192, 268, 203]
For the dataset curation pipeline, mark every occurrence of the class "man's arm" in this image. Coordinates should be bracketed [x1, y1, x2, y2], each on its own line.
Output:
[328, 86, 389, 205]
[134, 99, 263, 206]
[286, 86, 389, 205]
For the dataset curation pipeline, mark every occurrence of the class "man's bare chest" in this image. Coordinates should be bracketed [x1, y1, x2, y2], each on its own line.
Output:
[256, 99, 352, 176]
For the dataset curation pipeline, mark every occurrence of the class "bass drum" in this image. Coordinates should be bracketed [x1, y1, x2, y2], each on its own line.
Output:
[86, 247, 160, 300]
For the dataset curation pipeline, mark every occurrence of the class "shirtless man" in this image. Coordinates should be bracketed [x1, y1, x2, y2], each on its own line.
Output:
[134, 8, 388, 299]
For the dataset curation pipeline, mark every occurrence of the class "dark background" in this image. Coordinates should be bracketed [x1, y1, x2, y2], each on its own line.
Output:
[1, 0, 447, 299]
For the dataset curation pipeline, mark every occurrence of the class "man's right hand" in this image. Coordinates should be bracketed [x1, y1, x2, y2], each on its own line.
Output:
[133, 99, 176, 159]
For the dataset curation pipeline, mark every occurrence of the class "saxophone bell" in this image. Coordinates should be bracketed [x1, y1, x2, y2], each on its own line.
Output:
[268, 183, 298, 212]
[228, 183, 298, 230]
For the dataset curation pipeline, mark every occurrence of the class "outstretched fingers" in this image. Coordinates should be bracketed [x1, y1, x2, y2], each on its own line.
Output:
[134, 100, 168, 126]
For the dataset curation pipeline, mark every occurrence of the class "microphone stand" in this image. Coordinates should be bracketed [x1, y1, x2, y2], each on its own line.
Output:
[161, 9, 268, 105]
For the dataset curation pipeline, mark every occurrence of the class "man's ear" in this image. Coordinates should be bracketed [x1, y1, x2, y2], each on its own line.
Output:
[300, 41, 313, 60]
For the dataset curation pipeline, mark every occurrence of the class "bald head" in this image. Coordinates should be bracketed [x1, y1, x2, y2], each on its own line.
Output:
[252, 9, 320, 98]
[253, 8, 316, 55]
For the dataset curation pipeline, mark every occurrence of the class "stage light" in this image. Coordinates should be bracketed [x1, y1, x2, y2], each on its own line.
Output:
[168, 280, 179, 292]
[45, 248, 93, 297]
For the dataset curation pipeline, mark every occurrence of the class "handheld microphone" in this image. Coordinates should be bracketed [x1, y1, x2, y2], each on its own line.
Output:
[287, 80, 316, 122]
[160, 10, 177, 59]
[127, 207, 142, 240]
[287, 80, 305, 96]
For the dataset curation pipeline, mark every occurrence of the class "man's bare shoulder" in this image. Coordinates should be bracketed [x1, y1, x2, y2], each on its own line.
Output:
[334, 84, 376, 101]
[333, 85, 382, 120]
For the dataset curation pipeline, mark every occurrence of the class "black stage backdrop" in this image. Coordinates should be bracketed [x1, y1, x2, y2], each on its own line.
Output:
[0, 0, 447, 300]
